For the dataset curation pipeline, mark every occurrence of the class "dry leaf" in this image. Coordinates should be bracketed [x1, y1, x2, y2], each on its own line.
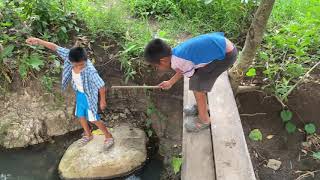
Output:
[266, 135, 274, 139]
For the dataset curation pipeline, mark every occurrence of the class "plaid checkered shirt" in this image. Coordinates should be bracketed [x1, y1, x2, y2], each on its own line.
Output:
[57, 46, 105, 115]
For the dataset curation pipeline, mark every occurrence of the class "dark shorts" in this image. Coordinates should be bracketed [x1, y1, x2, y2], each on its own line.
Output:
[189, 47, 238, 92]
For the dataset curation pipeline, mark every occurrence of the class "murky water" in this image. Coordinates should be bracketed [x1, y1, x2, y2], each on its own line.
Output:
[0, 131, 163, 180]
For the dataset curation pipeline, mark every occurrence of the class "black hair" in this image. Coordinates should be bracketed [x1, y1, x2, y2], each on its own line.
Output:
[69, 47, 87, 62]
[144, 38, 172, 64]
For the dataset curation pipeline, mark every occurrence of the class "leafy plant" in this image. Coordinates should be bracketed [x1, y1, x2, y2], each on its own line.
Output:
[249, 129, 262, 141]
[285, 122, 296, 134]
[280, 110, 293, 122]
[312, 151, 320, 160]
[19, 53, 44, 78]
[246, 68, 256, 77]
[41, 76, 56, 92]
[305, 123, 316, 135]
[254, 0, 320, 101]
[171, 157, 183, 174]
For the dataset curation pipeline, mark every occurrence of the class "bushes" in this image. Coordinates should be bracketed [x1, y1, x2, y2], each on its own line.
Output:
[0, 0, 76, 87]
[253, 0, 320, 100]
[126, 0, 258, 39]
[126, 0, 179, 18]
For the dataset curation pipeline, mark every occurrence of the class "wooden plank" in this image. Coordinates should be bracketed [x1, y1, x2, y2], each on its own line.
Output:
[208, 72, 256, 180]
[182, 77, 216, 180]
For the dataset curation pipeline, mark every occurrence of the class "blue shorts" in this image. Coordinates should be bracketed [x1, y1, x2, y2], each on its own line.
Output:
[75, 91, 100, 122]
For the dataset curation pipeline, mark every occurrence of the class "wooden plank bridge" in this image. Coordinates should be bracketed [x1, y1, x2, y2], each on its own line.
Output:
[182, 72, 256, 180]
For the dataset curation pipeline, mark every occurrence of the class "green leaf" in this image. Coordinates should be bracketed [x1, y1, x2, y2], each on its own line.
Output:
[249, 129, 262, 141]
[171, 157, 183, 174]
[304, 123, 316, 134]
[1, 45, 14, 59]
[146, 119, 152, 128]
[312, 152, 320, 160]
[1, 22, 13, 27]
[147, 130, 153, 137]
[61, 26, 67, 33]
[158, 30, 167, 38]
[280, 110, 293, 122]
[285, 122, 296, 134]
[18, 64, 28, 78]
[26, 54, 44, 71]
[204, 0, 213, 5]
[246, 68, 256, 77]
[259, 52, 268, 60]
[147, 107, 154, 116]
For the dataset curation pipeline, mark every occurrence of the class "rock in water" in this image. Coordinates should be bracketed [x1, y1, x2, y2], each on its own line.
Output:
[58, 124, 147, 179]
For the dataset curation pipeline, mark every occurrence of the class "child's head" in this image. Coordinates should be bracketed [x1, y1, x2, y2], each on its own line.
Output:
[144, 39, 172, 71]
[69, 47, 87, 70]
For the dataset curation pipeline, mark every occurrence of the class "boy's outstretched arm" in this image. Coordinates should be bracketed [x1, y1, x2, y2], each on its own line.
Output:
[26, 37, 58, 51]
[159, 71, 183, 90]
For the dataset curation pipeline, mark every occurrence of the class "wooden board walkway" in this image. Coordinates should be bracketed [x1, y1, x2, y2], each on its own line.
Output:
[182, 72, 256, 180]
[182, 77, 215, 180]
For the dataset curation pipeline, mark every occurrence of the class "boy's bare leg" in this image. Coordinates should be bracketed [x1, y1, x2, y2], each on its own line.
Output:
[193, 91, 211, 124]
[79, 117, 92, 137]
[92, 121, 113, 139]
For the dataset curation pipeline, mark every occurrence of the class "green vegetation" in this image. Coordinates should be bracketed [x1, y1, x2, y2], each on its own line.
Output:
[305, 123, 317, 135]
[1, 0, 319, 132]
[171, 156, 183, 174]
[249, 129, 263, 141]
[280, 109, 297, 133]
[251, 0, 320, 101]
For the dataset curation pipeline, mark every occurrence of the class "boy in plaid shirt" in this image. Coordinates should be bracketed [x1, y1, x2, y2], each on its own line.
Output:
[26, 37, 114, 149]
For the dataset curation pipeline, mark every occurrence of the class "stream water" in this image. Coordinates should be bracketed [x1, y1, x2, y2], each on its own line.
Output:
[0, 130, 163, 180]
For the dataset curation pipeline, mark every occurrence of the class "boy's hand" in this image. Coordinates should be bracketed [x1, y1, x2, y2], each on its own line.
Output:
[158, 80, 173, 90]
[26, 37, 40, 45]
[100, 99, 107, 111]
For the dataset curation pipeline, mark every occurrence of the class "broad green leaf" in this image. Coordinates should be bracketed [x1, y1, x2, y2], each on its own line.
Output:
[312, 152, 320, 160]
[171, 157, 183, 174]
[249, 129, 262, 141]
[246, 68, 256, 77]
[147, 130, 153, 137]
[285, 122, 296, 134]
[304, 123, 316, 134]
[1, 22, 13, 27]
[280, 110, 292, 122]
[26, 54, 44, 71]
[61, 26, 67, 33]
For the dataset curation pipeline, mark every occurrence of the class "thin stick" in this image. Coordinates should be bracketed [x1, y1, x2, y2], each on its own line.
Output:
[240, 113, 267, 117]
[281, 60, 320, 101]
[111, 86, 160, 89]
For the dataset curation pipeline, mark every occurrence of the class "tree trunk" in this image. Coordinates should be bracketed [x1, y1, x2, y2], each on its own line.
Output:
[229, 0, 275, 91]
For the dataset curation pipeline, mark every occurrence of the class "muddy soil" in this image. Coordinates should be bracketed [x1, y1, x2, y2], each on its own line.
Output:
[237, 82, 320, 180]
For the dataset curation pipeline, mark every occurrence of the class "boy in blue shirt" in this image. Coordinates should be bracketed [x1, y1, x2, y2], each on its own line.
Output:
[144, 32, 238, 132]
[26, 37, 114, 149]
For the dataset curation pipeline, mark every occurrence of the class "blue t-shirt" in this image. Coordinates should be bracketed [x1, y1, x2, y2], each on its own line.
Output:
[171, 32, 227, 77]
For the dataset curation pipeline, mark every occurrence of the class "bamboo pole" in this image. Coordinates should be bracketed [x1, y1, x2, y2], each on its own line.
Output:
[110, 86, 160, 89]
